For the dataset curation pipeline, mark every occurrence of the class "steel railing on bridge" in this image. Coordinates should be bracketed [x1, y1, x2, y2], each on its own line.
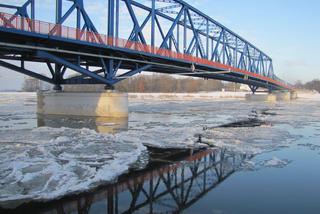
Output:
[0, 12, 291, 89]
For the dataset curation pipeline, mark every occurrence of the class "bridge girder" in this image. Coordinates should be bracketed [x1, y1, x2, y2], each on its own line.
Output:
[0, 0, 290, 91]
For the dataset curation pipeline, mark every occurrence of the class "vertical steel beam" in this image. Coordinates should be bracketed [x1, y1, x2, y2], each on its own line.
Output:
[222, 31, 225, 64]
[30, 0, 35, 19]
[183, 8, 187, 53]
[149, 173, 154, 213]
[53, 64, 62, 90]
[108, 0, 115, 38]
[56, 0, 62, 24]
[107, 0, 115, 89]
[206, 19, 209, 59]
[177, 23, 180, 52]
[115, 0, 119, 38]
[107, 188, 114, 214]
[234, 38, 238, 67]
[151, 0, 155, 47]
[76, 6, 81, 29]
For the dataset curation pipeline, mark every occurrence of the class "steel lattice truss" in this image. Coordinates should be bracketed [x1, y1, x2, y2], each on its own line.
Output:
[0, 0, 290, 91]
[131, 0, 273, 75]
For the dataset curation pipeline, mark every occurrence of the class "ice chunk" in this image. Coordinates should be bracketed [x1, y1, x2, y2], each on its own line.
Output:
[0, 127, 145, 207]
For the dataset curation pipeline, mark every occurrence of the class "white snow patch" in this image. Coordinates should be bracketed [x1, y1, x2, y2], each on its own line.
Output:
[240, 157, 292, 171]
[261, 157, 292, 168]
[129, 92, 248, 101]
[0, 127, 146, 206]
[202, 126, 295, 155]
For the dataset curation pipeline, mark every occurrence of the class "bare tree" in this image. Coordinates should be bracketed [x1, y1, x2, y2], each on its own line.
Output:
[305, 79, 320, 92]
[115, 74, 224, 92]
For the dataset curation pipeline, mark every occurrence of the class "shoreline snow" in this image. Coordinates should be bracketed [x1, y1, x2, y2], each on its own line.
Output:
[129, 92, 249, 101]
[1, 91, 319, 102]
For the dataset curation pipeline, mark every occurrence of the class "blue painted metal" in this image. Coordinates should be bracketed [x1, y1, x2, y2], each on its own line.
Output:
[0, 0, 289, 91]
[0, 59, 55, 84]
[36, 50, 112, 85]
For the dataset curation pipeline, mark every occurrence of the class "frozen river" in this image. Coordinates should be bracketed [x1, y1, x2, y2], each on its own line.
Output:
[0, 92, 320, 213]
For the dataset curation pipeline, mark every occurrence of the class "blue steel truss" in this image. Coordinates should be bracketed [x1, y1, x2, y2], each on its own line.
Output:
[0, 0, 289, 92]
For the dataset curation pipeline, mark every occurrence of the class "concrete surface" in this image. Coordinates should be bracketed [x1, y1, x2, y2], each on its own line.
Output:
[37, 91, 128, 118]
[245, 94, 277, 102]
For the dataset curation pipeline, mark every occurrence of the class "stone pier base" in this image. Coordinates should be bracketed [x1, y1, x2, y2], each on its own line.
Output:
[245, 94, 277, 102]
[37, 91, 128, 118]
[274, 91, 291, 101]
[246, 91, 297, 102]
[290, 91, 298, 100]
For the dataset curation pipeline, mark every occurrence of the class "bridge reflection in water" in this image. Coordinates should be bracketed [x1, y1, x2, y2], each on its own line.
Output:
[37, 115, 128, 134]
[24, 146, 249, 213]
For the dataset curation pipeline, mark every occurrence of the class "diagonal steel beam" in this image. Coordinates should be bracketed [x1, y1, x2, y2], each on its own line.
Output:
[186, 9, 204, 58]
[128, 12, 152, 42]
[46, 62, 54, 77]
[67, 68, 105, 81]
[159, 6, 184, 49]
[0, 60, 54, 84]
[36, 50, 110, 85]
[113, 64, 152, 84]
[124, 0, 147, 44]
[155, 15, 168, 49]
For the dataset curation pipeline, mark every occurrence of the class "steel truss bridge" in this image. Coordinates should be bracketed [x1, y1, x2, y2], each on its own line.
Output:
[13, 149, 250, 213]
[0, 0, 291, 93]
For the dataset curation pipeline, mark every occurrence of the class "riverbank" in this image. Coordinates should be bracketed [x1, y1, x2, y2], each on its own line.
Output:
[129, 90, 320, 101]
[1, 90, 319, 101]
[128, 91, 248, 101]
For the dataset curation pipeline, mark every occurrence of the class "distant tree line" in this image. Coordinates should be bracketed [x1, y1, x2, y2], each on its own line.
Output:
[21, 74, 242, 92]
[294, 79, 320, 92]
[20, 74, 320, 93]
[115, 74, 234, 92]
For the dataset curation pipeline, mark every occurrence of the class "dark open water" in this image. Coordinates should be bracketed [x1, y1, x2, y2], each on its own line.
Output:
[0, 92, 320, 214]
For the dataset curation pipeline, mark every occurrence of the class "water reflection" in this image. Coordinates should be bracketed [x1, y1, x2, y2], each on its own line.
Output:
[15, 149, 250, 214]
[37, 115, 128, 134]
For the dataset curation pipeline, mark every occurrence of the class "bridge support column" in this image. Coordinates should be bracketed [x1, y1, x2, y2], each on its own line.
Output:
[245, 93, 277, 102]
[290, 91, 298, 100]
[246, 91, 294, 102]
[248, 85, 259, 94]
[53, 84, 62, 91]
[273, 91, 291, 101]
[37, 90, 128, 118]
[53, 64, 63, 91]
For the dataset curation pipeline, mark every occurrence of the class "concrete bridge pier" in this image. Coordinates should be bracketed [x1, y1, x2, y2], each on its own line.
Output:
[290, 91, 298, 99]
[274, 91, 291, 101]
[245, 93, 277, 102]
[246, 91, 297, 102]
[37, 90, 128, 118]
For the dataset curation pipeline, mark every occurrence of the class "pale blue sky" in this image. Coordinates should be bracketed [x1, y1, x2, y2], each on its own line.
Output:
[0, 0, 319, 90]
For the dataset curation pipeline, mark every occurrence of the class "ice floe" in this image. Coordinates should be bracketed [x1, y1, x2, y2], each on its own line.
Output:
[0, 127, 145, 206]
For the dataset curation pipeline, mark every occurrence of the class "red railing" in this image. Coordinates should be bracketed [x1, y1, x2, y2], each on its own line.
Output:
[0, 12, 290, 89]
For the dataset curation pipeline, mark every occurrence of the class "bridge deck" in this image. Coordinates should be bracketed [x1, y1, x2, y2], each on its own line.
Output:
[0, 12, 291, 90]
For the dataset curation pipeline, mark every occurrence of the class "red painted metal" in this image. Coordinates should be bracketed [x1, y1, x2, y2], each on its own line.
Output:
[0, 12, 291, 89]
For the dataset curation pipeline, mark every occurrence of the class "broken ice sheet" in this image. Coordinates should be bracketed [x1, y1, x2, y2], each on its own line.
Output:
[0, 127, 146, 206]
